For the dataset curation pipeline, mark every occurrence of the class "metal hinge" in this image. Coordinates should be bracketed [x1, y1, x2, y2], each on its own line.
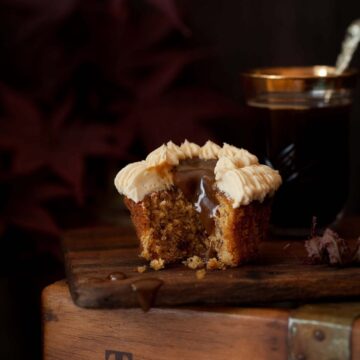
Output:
[288, 303, 360, 360]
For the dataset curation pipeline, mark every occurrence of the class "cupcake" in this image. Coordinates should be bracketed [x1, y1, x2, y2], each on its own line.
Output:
[114, 141, 282, 269]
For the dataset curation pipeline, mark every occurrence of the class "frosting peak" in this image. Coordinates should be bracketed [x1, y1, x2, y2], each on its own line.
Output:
[199, 140, 221, 160]
[146, 143, 180, 168]
[180, 140, 201, 158]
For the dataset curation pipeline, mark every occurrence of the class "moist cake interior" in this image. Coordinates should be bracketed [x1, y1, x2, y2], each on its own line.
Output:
[125, 158, 220, 263]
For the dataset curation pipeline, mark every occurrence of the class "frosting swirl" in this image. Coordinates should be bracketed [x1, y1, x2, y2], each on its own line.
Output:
[218, 143, 258, 167]
[215, 163, 282, 207]
[114, 141, 282, 207]
[114, 161, 172, 203]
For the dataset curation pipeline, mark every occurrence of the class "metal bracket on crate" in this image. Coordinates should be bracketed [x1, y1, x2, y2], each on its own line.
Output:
[288, 303, 360, 360]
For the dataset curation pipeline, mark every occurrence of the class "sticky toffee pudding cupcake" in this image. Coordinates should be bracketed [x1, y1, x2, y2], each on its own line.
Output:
[115, 141, 282, 269]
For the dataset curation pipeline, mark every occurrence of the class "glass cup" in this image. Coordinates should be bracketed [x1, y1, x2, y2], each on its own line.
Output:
[241, 66, 357, 236]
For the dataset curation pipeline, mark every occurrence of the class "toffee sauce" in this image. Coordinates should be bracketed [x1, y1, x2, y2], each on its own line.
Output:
[173, 158, 218, 234]
[130, 278, 164, 312]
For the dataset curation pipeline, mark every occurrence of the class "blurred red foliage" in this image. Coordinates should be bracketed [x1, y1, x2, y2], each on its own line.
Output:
[0, 0, 241, 239]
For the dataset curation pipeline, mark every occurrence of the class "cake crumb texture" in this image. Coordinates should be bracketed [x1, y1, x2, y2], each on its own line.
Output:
[209, 193, 271, 266]
[206, 257, 226, 270]
[125, 188, 207, 264]
[183, 256, 205, 269]
[137, 265, 147, 273]
[196, 268, 207, 280]
[150, 258, 165, 271]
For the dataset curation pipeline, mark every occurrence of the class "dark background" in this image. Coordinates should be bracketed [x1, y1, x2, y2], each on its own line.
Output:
[0, 1, 359, 359]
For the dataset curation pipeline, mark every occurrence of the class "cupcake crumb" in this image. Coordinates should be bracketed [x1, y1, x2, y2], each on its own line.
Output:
[206, 257, 226, 270]
[150, 258, 165, 271]
[137, 265, 147, 273]
[196, 269, 206, 280]
[183, 255, 204, 269]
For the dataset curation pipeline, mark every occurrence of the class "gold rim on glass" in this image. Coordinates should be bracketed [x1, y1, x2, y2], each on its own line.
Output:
[241, 66, 358, 94]
[241, 66, 357, 79]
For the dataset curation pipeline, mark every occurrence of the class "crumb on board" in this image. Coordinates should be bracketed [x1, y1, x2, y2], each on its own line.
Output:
[137, 265, 147, 273]
[196, 268, 206, 280]
[183, 255, 205, 269]
[206, 257, 226, 270]
[150, 258, 165, 271]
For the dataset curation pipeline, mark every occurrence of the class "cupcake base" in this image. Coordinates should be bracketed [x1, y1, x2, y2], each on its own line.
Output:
[124, 188, 271, 269]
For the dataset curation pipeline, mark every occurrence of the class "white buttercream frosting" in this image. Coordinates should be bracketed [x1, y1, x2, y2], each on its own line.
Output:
[218, 143, 258, 167]
[180, 140, 200, 158]
[166, 141, 185, 159]
[198, 140, 221, 160]
[215, 163, 282, 208]
[114, 161, 172, 203]
[114, 141, 282, 207]
[146, 143, 180, 168]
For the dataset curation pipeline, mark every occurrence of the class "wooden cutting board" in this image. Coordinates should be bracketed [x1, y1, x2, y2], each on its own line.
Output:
[63, 225, 360, 310]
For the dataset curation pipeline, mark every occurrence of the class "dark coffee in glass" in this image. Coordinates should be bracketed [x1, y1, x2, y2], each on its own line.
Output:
[242, 66, 357, 236]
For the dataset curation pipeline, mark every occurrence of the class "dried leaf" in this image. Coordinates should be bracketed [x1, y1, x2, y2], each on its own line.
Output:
[320, 229, 350, 265]
[352, 238, 360, 263]
[310, 216, 317, 238]
[0, 86, 122, 201]
[304, 236, 323, 263]
[120, 87, 242, 151]
[10, 206, 59, 236]
[120, 8, 176, 51]
[146, 0, 191, 36]
[2, 175, 72, 236]
[132, 49, 207, 99]
[305, 227, 358, 266]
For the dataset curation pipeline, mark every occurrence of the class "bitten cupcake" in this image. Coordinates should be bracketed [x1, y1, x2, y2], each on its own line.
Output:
[114, 140, 282, 270]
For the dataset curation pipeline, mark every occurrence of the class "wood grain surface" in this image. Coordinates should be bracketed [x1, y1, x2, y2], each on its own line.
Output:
[43, 280, 289, 360]
[42, 280, 360, 360]
[63, 226, 360, 309]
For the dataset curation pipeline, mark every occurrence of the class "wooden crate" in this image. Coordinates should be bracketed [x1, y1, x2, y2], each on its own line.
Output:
[43, 280, 360, 360]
